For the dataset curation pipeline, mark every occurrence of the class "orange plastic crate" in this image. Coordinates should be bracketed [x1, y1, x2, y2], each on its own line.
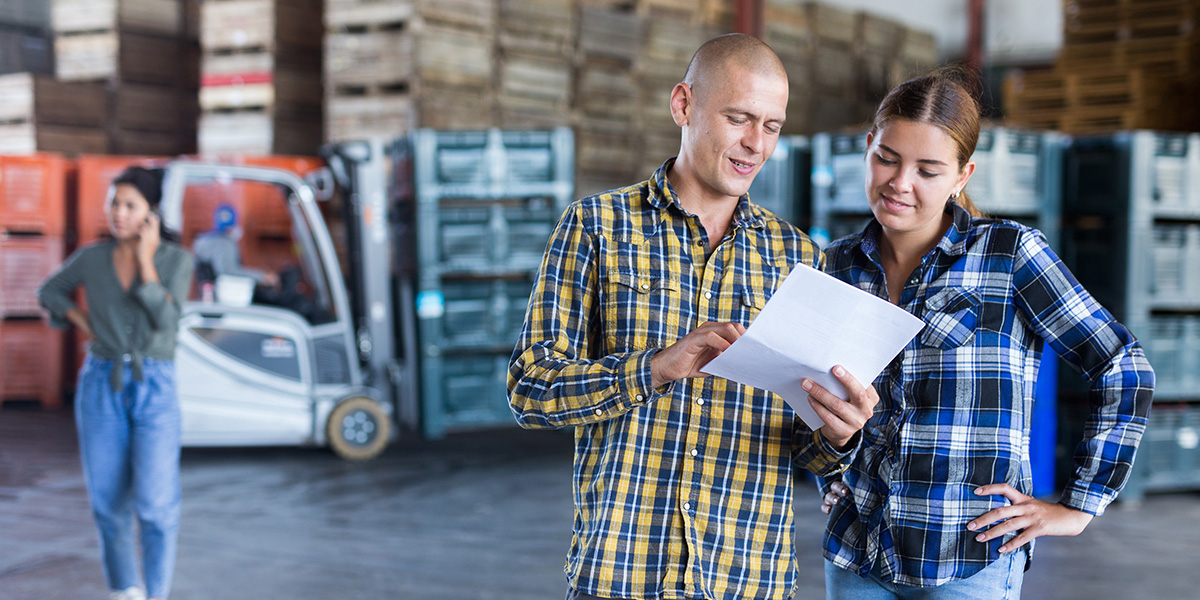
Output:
[0, 154, 68, 236]
[0, 235, 65, 318]
[0, 318, 64, 409]
[75, 155, 167, 246]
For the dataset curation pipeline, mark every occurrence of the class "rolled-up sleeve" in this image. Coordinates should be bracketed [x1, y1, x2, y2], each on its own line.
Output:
[507, 203, 666, 430]
[38, 249, 86, 330]
[1013, 229, 1154, 515]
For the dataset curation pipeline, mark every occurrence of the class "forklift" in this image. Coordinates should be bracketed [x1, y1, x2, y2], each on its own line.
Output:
[159, 129, 574, 459]
[158, 144, 416, 460]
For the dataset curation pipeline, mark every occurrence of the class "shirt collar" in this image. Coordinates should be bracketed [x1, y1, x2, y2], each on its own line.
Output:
[647, 157, 767, 230]
[858, 200, 974, 260]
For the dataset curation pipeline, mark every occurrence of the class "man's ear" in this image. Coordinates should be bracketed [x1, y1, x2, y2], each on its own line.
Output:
[670, 82, 692, 128]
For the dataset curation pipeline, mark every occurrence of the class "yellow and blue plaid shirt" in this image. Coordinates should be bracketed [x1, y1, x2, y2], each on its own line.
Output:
[509, 159, 855, 600]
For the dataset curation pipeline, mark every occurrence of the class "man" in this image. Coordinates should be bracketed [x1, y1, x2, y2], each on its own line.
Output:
[508, 34, 879, 600]
[191, 203, 279, 290]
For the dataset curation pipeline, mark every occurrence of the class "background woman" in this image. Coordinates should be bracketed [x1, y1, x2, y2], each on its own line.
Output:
[813, 69, 1154, 599]
[39, 166, 194, 600]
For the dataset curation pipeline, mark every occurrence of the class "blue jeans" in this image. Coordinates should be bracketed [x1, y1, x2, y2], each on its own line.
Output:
[75, 355, 181, 599]
[825, 550, 1026, 600]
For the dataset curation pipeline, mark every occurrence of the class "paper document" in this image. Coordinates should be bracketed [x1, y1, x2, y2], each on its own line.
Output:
[700, 263, 925, 430]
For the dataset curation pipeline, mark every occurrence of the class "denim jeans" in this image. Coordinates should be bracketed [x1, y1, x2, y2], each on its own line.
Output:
[75, 355, 181, 599]
[825, 549, 1026, 600]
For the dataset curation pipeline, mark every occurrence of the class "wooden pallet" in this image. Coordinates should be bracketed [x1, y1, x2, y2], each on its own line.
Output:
[325, 0, 415, 30]
[497, 0, 575, 57]
[1064, 0, 1199, 44]
[577, 7, 646, 66]
[55, 29, 194, 86]
[1005, 66, 1197, 133]
[1059, 37, 1200, 75]
[325, 28, 415, 91]
[201, 0, 322, 54]
[52, 0, 184, 36]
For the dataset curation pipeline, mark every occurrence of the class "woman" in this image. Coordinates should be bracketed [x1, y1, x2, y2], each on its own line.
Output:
[810, 70, 1154, 598]
[39, 166, 194, 600]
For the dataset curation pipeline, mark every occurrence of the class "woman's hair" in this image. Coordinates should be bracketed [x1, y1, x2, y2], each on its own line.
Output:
[869, 66, 986, 217]
[111, 166, 180, 242]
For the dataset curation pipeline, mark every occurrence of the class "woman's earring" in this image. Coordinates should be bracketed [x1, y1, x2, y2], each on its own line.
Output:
[950, 191, 960, 201]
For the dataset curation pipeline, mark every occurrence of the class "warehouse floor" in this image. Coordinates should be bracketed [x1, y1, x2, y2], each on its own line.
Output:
[2, 407, 1198, 600]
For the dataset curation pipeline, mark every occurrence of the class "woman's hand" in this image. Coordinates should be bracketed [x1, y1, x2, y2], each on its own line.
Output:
[66, 308, 95, 341]
[802, 366, 880, 450]
[967, 483, 1094, 553]
[821, 480, 850, 515]
[137, 212, 161, 262]
[136, 213, 162, 284]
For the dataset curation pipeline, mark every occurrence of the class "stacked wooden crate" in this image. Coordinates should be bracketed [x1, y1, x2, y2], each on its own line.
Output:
[199, 0, 323, 154]
[0, 73, 109, 154]
[324, 0, 499, 143]
[0, 153, 69, 408]
[572, 6, 646, 197]
[53, 0, 199, 155]
[0, 0, 53, 77]
[495, 0, 575, 129]
[632, 8, 722, 180]
[1004, 0, 1200, 133]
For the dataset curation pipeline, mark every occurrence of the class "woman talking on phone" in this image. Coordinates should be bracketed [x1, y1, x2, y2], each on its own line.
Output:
[39, 166, 193, 600]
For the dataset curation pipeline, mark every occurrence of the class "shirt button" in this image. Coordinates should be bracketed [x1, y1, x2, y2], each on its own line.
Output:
[594, 408, 603, 416]
[635, 394, 644, 402]
[640, 283, 650, 290]
[703, 291, 712, 300]
[908, 277, 919, 285]
[696, 239, 705, 246]
[690, 448, 699, 457]
[683, 502, 692, 511]
[696, 398, 704, 406]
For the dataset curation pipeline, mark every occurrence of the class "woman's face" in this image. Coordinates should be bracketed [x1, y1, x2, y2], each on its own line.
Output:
[106, 183, 152, 241]
[865, 119, 974, 244]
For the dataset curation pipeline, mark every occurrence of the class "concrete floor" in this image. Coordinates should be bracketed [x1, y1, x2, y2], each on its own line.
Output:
[2, 406, 1199, 600]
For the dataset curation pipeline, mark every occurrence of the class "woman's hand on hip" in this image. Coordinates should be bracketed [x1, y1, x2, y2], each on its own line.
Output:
[967, 483, 1094, 553]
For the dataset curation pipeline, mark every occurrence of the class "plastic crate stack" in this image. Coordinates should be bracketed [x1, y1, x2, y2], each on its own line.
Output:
[1061, 131, 1200, 500]
[51, 0, 200, 155]
[809, 127, 1065, 497]
[1004, 0, 1200, 134]
[0, 153, 69, 409]
[406, 127, 573, 438]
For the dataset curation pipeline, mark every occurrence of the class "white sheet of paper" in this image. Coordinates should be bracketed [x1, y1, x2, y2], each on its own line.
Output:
[699, 262, 925, 430]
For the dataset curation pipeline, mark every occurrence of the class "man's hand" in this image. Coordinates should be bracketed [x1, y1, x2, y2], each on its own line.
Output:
[967, 484, 1094, 553]
[801, 366, 879, 450]
[650, 321, 745, 388]
[821, 480, 850, 515]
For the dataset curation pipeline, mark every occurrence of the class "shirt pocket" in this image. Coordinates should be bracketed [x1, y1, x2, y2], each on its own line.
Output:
[919, 287, 981, 349]
[603, 269, 681, 350]
[732, 285, 768, 327]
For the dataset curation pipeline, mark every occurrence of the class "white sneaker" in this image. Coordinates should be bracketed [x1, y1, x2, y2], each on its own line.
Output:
[109, 587, 147, 600]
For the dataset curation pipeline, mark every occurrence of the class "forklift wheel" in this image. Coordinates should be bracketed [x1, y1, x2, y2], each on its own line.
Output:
[327, 397, 390, 460]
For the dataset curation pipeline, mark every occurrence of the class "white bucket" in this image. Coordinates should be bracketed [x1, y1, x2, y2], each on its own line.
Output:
[215, 274, 255, 307]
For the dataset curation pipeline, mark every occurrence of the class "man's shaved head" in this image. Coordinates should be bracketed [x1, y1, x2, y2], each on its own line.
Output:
[682, 33, 787, 100]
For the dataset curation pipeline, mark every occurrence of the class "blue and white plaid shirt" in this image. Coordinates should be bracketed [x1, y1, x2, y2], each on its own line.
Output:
[820, 202, 1154, 587]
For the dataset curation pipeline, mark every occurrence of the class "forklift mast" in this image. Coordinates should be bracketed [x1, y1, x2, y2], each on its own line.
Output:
[320, 139, 420, 433]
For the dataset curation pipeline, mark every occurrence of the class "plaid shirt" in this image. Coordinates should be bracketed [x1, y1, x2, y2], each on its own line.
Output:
[509, 160, 854, 600]
[820, 202, 1154, 587]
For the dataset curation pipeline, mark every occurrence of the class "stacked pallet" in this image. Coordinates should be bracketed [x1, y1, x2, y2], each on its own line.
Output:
[0, 73, 109, 154]
[199, 0, 323, 154]
[325, 0, 499, 143]
[633, 12, 719, 180]
[0, 1, 53, 77]
[495, 0, 575, 129]
[53, 0, 199, 155]
[1004, 0, 1200, 133]
[0, 153, 68, 408]
[572, 6, 646, 197]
